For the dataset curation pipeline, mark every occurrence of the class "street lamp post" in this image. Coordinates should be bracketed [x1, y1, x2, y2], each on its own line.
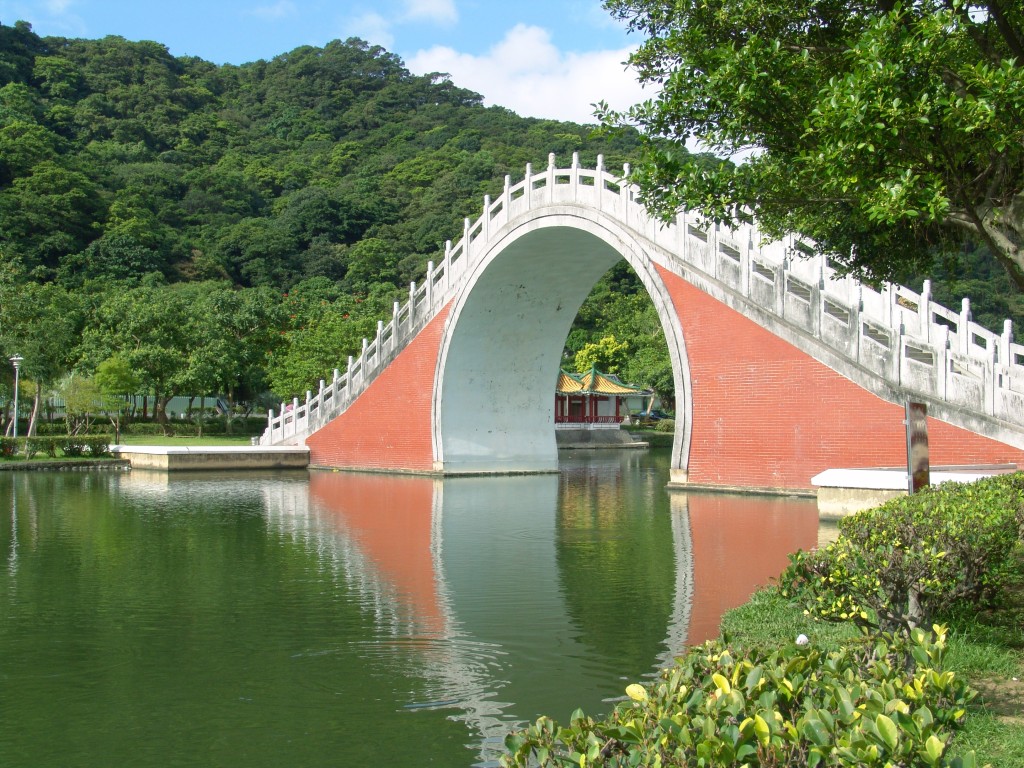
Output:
[9, 355, 23, 439]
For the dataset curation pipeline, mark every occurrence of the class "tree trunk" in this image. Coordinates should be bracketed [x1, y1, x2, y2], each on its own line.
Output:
[26, 382, 41, 437]
[154, 392, 173, 435]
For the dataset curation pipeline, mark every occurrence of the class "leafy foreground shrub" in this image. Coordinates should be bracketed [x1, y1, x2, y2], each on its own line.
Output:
[655, 419, 676, 433]
[0, 437, 17, 458]
[502, 627, 975, 767]
[783, 474, 1024, 637]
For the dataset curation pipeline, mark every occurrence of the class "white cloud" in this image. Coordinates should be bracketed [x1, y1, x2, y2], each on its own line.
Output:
[403, 0, 457, 24]
[250, 1, 297, 20]
[43, 0, 74, 13]
[346, 11, 396, 49]
[407, 23, 647, 125]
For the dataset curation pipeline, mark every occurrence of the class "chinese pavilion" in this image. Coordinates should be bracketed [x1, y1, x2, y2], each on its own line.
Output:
[554, 365, 653, 428]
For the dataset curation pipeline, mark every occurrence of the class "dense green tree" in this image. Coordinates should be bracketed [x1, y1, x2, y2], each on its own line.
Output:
[602, 0, 1024, 288]
[93, 354, 142, 440]
[187, 284, 285, 415]
[0, 270, 83, 433]
[266, 284, 399, 399]
[0, 20, 45, 85]
[574, 335, 631, 375]
[0, 160, 101, 273]
[79, 283, 193, 429]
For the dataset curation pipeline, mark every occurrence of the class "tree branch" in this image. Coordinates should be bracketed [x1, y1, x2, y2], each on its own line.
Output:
[986, 0, 1024, 64]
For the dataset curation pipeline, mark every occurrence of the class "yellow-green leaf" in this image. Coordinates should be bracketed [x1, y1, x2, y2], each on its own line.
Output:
[712, 673, 731, 694]
[876, 713, 898, 750]
[625, 683, 648, 703]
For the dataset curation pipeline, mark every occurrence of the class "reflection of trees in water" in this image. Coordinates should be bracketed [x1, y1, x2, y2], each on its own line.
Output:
[555, 454, 678, 673]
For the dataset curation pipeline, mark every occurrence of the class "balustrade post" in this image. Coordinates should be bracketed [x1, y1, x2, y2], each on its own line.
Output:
[893, 325, 905, 386]
[808, 254, 822, 339]
[919, 279, 932, 343]
[524, 162, 533, 209]
[1001, 318, 1013, 366]
[958, 298, 972, 355]
[776, 252, 787, 318]
[268, 408, 275, 439]
[936, 326, 950, 402]
[409, 281, 416, 326]
[622, 163, 631, 227]
[740, 228, 752, 298]
[985, 355, 996, 416]
[571, 152, 580, 196]
[482, 194, 491, 241]
[426, 261, 435, 308]
[462, 218, 471, 263]
[347, 356, 354, 395]
[546, 153, 556, 203]
[677, 210, 687, 267]
[595, 155, 604, 211]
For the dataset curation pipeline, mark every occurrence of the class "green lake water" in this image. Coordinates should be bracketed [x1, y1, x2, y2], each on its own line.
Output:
[0, 448, 822, 766]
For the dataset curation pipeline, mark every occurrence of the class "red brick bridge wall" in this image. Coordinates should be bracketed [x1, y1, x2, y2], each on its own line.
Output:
[306, 305, 452, 472]
[658, 266, 1024, 490]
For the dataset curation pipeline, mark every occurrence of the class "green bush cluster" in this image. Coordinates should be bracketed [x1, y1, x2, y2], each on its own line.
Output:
[655, 418, 676, 433]
[501, 627, 975, 767]
[782, 475, 1024, 637]
[0, 435, 112, 460]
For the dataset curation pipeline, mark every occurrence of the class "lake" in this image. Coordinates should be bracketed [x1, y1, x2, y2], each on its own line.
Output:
[0, 448, 824, 766]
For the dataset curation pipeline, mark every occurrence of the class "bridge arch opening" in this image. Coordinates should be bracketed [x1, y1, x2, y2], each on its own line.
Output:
[433, 216, 691, 475]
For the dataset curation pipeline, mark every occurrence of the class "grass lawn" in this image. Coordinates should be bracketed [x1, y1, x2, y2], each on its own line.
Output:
[721, 572, 1024, 767]
[0, 432, 260, 466]
[116, 434, 257, 446]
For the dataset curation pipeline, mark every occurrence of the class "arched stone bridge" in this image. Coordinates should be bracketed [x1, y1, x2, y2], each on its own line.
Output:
[261, 154, 1024, 492]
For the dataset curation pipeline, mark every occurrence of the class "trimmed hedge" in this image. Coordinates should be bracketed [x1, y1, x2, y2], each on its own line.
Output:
[0, 435, 112, 460]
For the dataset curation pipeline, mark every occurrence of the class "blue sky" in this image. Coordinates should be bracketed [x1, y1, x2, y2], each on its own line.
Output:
[0, 0, 650, 124]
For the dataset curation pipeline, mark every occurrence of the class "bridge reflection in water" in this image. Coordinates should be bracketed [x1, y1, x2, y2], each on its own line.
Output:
[260, 456, 818, 762]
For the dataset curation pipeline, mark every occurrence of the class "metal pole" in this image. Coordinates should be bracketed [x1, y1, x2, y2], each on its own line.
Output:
[9, 356, 23, 440]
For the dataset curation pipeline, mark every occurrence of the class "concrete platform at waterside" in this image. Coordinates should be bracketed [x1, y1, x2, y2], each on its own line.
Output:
[112, 445, 310, 471]
[812, 465, 1017, 518]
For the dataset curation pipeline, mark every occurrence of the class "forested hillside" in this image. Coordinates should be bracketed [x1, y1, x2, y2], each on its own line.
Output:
[0, 20, 651, 428]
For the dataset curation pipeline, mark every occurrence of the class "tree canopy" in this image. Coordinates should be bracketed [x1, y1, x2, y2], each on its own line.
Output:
[601, 0, 1024, 289]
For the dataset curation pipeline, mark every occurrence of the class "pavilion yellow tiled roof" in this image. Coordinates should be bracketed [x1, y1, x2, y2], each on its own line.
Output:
[556, 366, 651, 396]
